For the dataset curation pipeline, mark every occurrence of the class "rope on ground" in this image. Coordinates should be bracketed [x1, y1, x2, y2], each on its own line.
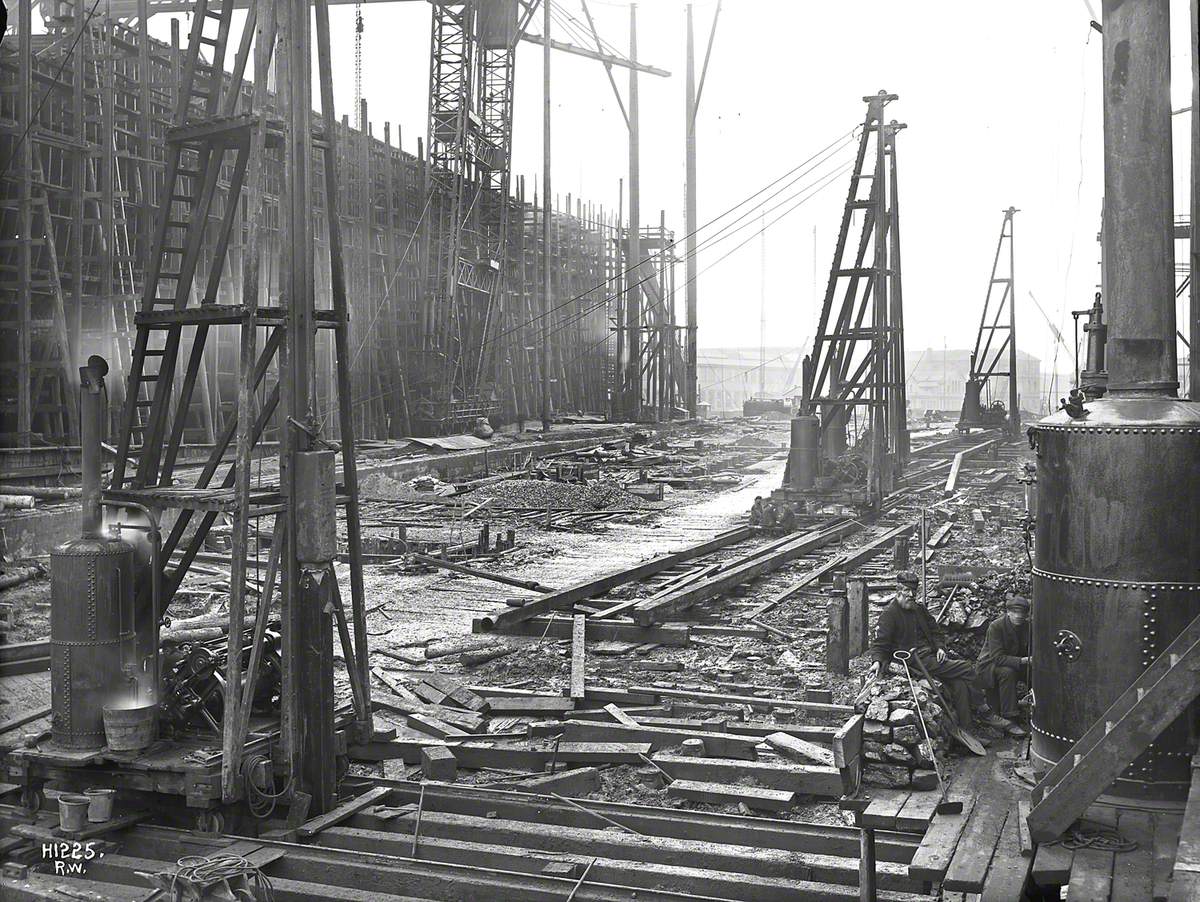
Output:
[1046, 822, 1139, 853]
[169, 853, 274, 901]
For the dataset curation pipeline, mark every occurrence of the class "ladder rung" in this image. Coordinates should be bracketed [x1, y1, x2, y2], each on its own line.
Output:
[143, 350, 166, 357]
[159, 272, 181, 280]
[204, 8, 223, 18]
[199, 37, 219, 46]
[135, 400, 154, 408]
[161, 246, 187, 254]
[136, 373, 160, 382]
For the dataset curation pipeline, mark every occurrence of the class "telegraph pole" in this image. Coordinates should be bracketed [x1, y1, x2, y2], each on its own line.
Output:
[542, 0, 553, 431]
[625, 3, 642, 422]
[684, 2, 720, 418]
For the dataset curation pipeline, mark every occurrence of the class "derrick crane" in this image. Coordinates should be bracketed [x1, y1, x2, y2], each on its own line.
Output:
[958, 206, 1020, 436]
[418, 0, 539, 434]
[786, 91, 908, 508]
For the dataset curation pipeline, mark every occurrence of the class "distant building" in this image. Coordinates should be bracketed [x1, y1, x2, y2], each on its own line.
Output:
[907, 348, 1044, 417]
[697, 347, 806, 417]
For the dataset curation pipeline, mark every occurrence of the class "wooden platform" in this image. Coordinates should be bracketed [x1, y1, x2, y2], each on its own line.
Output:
[906, 751, 1190, 901]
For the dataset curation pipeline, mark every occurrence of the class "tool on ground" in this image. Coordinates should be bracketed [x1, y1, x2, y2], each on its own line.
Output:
[411, 782, 426, 857]
[906, 649, 987, 756]
[892, 650, 946, 796]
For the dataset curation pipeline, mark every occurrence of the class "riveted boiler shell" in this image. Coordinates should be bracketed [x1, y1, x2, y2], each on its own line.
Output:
[50, 536, 137, 750]
[1030, 398, 1200, 802]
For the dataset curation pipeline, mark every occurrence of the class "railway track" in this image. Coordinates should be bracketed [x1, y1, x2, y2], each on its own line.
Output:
[473, 430, 1019, 642]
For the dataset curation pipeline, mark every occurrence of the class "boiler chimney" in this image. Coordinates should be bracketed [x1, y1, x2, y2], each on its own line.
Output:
[79, 355, 109, 539]
[1100, 0, 1177, 395]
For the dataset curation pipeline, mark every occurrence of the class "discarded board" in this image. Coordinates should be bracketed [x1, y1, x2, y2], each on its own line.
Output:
[764, 732, 836, 767]
[666, 779, 795, 812]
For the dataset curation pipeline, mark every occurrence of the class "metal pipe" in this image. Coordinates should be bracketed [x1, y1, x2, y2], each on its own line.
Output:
[79, 357, 109, 539]
[1101, 0, 1177, 395]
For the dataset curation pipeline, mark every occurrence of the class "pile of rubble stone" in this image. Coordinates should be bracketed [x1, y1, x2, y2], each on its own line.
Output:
[855, 675, 946, 790]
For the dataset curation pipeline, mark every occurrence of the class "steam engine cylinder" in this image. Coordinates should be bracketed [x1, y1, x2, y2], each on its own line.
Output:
[1030, 398, 1200, 801]
[50, 536, 137, 749]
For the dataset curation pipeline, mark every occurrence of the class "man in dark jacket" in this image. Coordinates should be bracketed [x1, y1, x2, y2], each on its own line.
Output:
[976, 595, 1031, 736]
[869, 570, 977, 728]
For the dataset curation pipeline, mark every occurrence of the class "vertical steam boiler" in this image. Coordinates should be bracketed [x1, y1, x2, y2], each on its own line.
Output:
[50, 356, 138, 749]
[1029, 0, 1200, 803]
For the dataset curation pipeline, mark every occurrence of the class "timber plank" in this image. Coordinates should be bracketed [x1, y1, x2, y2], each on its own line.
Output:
[552, 742, 652, 764]
[1112, 810, 1154, 902]
[666, 779, 796, 812]
[476, 526, 755, 630]
[907, 755, 991, 882]
[484, 696, 576, 714]
[560, 719, 760, 760]
[297, 785, 393, 838]
[319, 823, 924, 897]
[979, 807, 1031, 902]
[1154, 813, 1183, 902]
[943, 795, 1009, 892]
[342, 778, 922, 863]
[861, 790, 911, 830]
[651, 753, 843, 797]
[894, 790, 941, 834]
[764, 732, 836, 767]
[405, 713, 468, 739]
[569, 615, 586, 700]
[628, 685, 852, 717]
[1066, 845, 1114, 900]
[1030, 841, 1074, 888]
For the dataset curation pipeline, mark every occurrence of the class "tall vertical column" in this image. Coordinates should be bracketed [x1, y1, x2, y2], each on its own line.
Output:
[1190, 0, 1199, 400]
[279, 0, 336, 815]
[1101, 0, 1176, 395]
[868, 93, 888, 499]
[684, 5, 698, 417]
[542, 0, 553, 431]
[625, 3, 642, 422]
[16, 0, 32, 445]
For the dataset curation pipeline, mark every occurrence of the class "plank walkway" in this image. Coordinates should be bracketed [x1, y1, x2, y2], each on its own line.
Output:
[907, 750, 1189, 901]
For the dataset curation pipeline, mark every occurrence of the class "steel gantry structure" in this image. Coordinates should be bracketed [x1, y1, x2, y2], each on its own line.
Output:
[797, 91, 908, 505]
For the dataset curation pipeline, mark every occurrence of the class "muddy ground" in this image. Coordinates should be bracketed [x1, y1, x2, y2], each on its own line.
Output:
[0, 418, 1034, 829]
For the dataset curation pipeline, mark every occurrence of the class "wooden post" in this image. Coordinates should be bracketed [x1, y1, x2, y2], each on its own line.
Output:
[570, 614, 586, 700]
[893, 536, 909, 569]
[827, 596, 849, 675]
[860, 827, 877, 901]
[847, 577, 868, 657]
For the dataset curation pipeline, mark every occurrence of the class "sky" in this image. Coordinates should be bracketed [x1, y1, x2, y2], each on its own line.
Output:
[137, 0, 1195, 384]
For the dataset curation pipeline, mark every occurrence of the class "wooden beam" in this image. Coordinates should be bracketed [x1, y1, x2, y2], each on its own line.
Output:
[570, 614, 586, 700]
[476, 527, 753, 630]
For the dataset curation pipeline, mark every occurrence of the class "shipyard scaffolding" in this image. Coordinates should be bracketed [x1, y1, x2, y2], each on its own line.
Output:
[781, 91, 908, 509]
[0, 3, 631, 461]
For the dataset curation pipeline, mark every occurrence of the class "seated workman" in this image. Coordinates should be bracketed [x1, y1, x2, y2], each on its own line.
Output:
[976, 595, 1031, 737]
[869, 570, 977, 729]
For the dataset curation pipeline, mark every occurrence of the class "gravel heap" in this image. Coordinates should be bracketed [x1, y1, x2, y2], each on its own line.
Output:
[360, 472, 455, 500]
[473, 476, 644, 510]
[855, 675, 946, 790]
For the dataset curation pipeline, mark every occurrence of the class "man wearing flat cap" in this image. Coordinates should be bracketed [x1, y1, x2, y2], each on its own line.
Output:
[976, 595, 1031, 736]
[869, 570, 977, 728]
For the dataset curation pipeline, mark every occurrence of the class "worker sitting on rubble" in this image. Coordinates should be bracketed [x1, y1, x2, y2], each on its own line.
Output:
[869, 570, 977, 729]
[749, 496, 765, 526]
[975, 595, 1031, 737]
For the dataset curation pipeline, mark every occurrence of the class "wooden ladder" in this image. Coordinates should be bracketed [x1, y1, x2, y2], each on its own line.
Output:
[1026, 610, 1200, 842]
[110, 0, 238, 489]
